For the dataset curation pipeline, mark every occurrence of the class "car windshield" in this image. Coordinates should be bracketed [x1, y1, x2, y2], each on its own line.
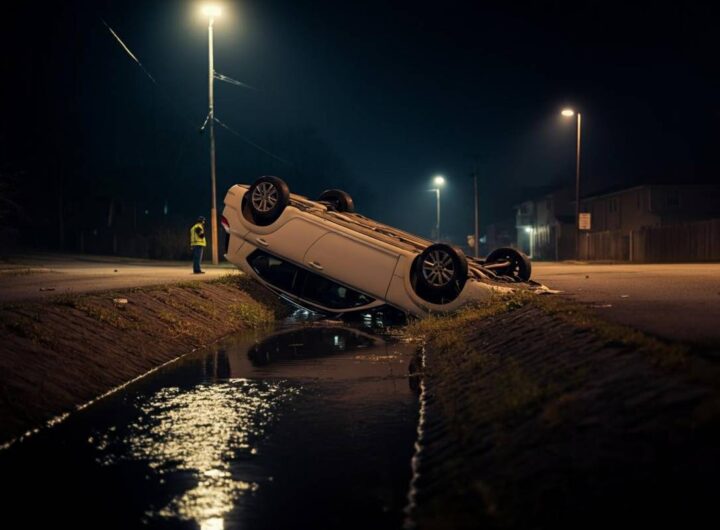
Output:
[248, 250, 375, 310]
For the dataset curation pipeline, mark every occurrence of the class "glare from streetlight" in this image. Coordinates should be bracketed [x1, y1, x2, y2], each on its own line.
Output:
[202, 4, 222, 18]
[433, 175, 445, 187]
[561, 108, 575, 117]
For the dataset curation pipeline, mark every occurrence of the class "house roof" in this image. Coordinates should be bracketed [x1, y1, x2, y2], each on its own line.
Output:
[581, 183, 720, 202]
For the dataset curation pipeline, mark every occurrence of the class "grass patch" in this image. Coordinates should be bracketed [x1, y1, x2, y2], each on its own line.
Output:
[73, 300, 128, 329]
[405, 295, 519, 344]
[227, 302, 274, 329]
[211, 272, 243, 286]
[408, 290, 688, 368]
[51, 293, 81, 307]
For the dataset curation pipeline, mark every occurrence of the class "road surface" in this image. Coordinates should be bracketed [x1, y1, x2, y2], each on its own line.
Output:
[0, 253, 239, 303]
[533, 262, 720, 347]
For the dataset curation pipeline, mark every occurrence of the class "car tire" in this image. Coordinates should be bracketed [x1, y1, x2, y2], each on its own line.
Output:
[413, 243, 468, 304]
[246, 176, 290, 225]
[485, 247, 532, 281]
[319, 189, 355, 213]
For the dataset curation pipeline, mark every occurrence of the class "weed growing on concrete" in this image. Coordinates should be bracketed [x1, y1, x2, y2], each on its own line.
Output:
[227, 302, 274, 329]
[52, 293, 80, 308]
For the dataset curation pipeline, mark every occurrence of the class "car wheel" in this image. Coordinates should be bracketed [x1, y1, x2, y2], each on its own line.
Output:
[318, 189, 355, 213]
[485, 247, 532, 281]
[246, 176, 290, 225]
[413, 244, 468, 304]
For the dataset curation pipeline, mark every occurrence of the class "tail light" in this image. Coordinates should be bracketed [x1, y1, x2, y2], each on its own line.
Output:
[220, 215, 230, 233]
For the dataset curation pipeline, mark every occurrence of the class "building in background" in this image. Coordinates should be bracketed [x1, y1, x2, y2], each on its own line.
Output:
[515, 184, 720, 262]
[578, 184, 720, 261]
[480, 219, 517, 257]
[515, 187, 575, 260]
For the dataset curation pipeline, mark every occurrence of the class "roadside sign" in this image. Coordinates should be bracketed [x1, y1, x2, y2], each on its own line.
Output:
[578, 213, 591, 230]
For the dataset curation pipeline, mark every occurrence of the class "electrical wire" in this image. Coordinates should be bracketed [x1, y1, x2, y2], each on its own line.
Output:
[100, 18, 292, 166]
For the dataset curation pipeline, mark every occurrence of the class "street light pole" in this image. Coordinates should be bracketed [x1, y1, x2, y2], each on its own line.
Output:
[431, 175, 445, 241]
[436, 188, 441, 239]
[575, 112, 582, 261]
[562, 108, 582, 260]
[206, 8, 220, 265]
[473, 163, 479, 258]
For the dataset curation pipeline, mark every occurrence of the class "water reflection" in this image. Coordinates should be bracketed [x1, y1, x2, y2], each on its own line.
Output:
[1, 324, 418, 529]
[93, 380, 298, 528]
[248, 326, 381, 366]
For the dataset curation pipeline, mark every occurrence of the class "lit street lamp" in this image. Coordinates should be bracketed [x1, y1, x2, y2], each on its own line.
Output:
[203, 4, 222, 265]
[561, 108, 582, 260]
[430, 175, 445, 240]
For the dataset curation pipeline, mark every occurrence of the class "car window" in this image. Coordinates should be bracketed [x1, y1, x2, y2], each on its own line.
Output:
[301, 271, 375, 309]
[248, 249, 375, 309]
[248, 250, 304, 295]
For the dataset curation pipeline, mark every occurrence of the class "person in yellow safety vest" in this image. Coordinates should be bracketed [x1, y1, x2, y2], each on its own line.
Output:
[190, 216, 207, 274]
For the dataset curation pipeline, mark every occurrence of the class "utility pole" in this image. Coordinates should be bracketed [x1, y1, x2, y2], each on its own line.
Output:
[206, 10, 219, 265]
[436, 188, 441, 240]
[561, 108, 583, 260]
[575, 112, 582, 261]
[430, 175, 445, 241]
[472, 159, 480, 258]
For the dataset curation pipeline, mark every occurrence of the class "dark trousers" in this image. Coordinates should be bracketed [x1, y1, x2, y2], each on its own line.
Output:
[192, 245, 204, 273]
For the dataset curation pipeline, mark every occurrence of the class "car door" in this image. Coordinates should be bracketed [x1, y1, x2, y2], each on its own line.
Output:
[247, 216, 327, 266]
[303, 232, 400, 299]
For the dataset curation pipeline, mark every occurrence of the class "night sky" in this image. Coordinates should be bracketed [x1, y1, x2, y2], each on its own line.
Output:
[2, 0, 718, 246]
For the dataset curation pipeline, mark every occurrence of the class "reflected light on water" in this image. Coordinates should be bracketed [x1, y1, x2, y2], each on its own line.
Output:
[93, 380, 298, 527]
[201, 517, 225, 530]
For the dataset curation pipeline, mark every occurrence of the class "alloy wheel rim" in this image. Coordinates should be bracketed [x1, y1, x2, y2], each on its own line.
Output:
[422, 250, 455, 287]
[252, 182, 279, 213]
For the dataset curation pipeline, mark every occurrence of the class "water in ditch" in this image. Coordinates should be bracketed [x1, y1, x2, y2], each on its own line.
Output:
[0, 320, 419, 529]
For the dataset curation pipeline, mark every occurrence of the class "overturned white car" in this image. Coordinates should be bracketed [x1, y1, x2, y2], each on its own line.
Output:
[221, 176, 531, 318]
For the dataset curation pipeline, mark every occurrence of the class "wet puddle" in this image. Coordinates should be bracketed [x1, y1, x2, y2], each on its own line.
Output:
[0, 322, 419, 529]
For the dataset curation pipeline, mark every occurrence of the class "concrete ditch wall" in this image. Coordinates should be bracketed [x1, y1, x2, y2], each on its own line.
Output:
[408, 302, 720, 529]
[0, 277, 286, 447]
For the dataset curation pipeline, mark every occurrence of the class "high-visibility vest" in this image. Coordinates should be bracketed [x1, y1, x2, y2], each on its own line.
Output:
[190, 222, 206, 247]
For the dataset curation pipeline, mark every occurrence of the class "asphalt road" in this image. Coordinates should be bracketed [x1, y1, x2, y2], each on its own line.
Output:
[533, 262, 720, 347]
[0, 253, 238, 303]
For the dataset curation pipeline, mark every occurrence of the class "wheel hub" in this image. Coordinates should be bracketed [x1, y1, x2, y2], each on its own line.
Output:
[422, 250, 454, 287]
[251, 182, 278, 213]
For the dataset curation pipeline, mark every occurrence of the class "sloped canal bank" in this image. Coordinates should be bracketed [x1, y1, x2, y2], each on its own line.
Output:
[1, 324, 419, 529]
[0, 276, 285, 445]
[406, 293, 720, 529]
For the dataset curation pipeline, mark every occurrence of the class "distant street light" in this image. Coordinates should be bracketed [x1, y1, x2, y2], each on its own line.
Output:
[203, 4, 222, 265]
[525, 225, 535, 257]
[430, 175, 445, 240]
[561, 108, 582, 260]
[202, 4, 222, 17]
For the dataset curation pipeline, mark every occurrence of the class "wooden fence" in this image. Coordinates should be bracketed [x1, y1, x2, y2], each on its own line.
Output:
[578, 219, 720, 262]
[633, 219, 720, 262]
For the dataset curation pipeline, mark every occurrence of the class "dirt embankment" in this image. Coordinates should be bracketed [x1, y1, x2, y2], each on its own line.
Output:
[0, 276, 288, 446]
[407, 294, 720, 529]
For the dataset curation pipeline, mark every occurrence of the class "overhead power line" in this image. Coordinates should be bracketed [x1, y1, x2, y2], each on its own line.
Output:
[214, 71, 258, 91]
[101, 19, 156, 85]
[100, 18, 291, 166]
[213, 117, 294, 166]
